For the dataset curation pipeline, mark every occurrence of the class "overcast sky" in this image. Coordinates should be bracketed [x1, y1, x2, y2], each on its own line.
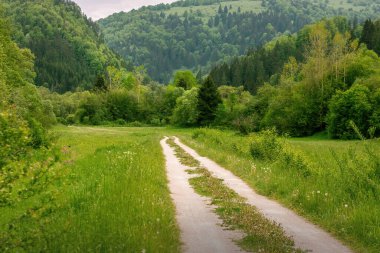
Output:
[72, 0, 177, 20]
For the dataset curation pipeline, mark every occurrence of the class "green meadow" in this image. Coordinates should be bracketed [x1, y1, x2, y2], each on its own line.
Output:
[1, 126, 379, 252]
[1, 126, 180, 253]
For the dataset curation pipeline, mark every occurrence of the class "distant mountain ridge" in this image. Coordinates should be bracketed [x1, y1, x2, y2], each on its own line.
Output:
[99, 0, 380, 83]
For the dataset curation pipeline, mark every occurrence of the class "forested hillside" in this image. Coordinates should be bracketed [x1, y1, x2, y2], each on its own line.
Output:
[207, 17, 380, 138]
[209, 17, 355, 92]
[0, 15, 57, 206]
[0, 0, 125, 93]
[99, 0, 380, 83]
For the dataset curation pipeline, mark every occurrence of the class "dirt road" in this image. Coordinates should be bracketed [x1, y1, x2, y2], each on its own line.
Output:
[161, 137, 247, 253]
[173, 137, 353, 253]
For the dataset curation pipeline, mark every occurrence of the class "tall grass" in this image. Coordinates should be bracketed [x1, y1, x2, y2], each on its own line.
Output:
[0, 126, 180, 252]
[177, 128, 380, 253]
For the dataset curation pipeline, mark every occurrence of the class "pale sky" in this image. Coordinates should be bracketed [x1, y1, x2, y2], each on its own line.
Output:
[72, 0, 177, 20]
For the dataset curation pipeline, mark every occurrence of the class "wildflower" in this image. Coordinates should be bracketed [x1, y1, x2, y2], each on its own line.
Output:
[251, 163, 257, 174]
[325, 193, 328, 196]
[317, 190, 320, 194]
[344, 204, 348, 208]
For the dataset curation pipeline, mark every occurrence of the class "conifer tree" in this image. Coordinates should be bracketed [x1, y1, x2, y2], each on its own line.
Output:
[360, 19, 375, 50]
[94, 75, 107, 91]
[197, 77, 221, 126]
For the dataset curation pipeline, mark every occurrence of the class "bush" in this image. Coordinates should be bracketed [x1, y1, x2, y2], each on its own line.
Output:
[65, 114, 76, 125]
[370, 89, 380, 137]
[127, 121, 144, 127]
[249, 129, 282, 161]
[327, 85, 373, 139]
[150, 118, 162, 126]
[249, 129, 311, 177]
[28, 118, 49, 148]
[0, 108, 30, 169]
[106, 89, 139, 122]
[171, 88, 199, 126]
[192, 129, 206, 139]
[76, 94, 107, 125]
[279, 147, 311, 177]
[232, 116, 256, 135]
[115, 119, 126, 125]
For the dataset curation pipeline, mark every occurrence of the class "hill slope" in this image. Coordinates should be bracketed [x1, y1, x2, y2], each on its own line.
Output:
[0, 0, 125, 93]
[99, 0, 380, 83]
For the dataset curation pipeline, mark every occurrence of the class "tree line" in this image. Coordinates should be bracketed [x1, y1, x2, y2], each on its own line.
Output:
[207, 17, 380, 138]
[32, 16, 380, 140]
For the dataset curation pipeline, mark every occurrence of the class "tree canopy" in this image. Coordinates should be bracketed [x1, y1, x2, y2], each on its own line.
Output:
[99, 0, 378, 83]
[0, 0, 125, 93]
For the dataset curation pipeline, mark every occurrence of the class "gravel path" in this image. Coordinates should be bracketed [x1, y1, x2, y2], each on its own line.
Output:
[173, 137, 353, 253]
[160, 137, 247, 253]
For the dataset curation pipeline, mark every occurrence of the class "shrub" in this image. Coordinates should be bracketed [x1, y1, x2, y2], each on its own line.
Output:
[192, 129, 206, 139]
[28, 118, 49, 148]
[249, 129, 311, 177]
[65, 114, 76, 125]
[279, 147, 311, 177]
[115, 119, 126, 125]
[0, 107, 30, 169]
[249, 129, 282, 161]
[150, 118, 162, 126]
[232, 116, 256, 135]
[370, 89, 380, 137]
[127, 121, 144, 127]
[327, 85, 373, 139]
[171, 88, 199, 126]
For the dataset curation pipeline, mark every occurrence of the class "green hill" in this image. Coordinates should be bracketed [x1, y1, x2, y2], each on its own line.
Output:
[0, 0, 125, 93]
[99, 0, 380, 83]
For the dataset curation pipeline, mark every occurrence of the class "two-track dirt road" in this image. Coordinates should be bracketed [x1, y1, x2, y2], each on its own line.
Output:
[161, 136, 353, 253]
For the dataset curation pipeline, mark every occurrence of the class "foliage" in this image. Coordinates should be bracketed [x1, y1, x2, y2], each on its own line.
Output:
[0, 16, 57, 228]
[210, 18, 380, 138]
[360, 19, 380, 55]
[327, 84, 377, 139]
[250, 129, 283, 161]
[172, 70, 198, 90]
[99, 0, 379, 83]
[197, 77, 222, 126]
[0, 16, 54, 163]
[215, 86, 252, 122]
[171, 88, 199, 126]
[0, 0, 125, 93]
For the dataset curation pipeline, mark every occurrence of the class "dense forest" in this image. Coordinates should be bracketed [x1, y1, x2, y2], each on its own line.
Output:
[208, 16, 357, 92]
[35, 16, 379, 140]
[99, 0, 380, 83]
[208, 17, 380, 138]
[0, 0, 125, 93]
